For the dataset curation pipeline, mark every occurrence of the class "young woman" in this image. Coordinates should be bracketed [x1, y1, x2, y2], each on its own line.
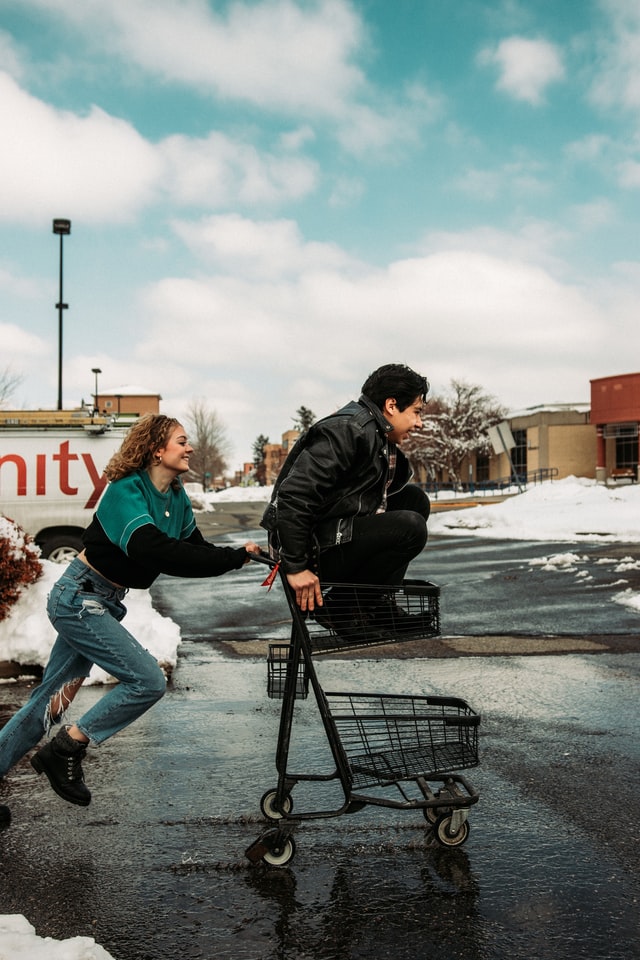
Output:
[0, 414, 260, 813]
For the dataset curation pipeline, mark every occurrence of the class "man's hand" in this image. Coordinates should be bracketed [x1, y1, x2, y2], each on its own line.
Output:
[286, 569, 323, 611]
[243, 542, 263, 563]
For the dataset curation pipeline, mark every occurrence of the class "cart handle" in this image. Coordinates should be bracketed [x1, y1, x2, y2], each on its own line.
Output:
[249, 549, 277, 567]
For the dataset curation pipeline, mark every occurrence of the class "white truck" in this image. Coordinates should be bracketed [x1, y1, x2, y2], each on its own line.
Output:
[0, 410, 131, 561]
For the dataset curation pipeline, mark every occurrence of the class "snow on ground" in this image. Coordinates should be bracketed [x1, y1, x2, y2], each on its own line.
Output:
[427, 476, 640, 542]
[1, 476, 639, 959]
[0, 914, 115, 959]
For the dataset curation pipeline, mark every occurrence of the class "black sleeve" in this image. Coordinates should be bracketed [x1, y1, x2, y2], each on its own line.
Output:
[273, 421, 365, 573]
[127, 524, 248, 579]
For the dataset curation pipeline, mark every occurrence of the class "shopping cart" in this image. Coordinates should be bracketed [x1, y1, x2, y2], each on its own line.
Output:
[245, 556, 480, 867]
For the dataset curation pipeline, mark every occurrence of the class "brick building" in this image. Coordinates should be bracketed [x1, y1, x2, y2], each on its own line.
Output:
[591, 371, 640, 483]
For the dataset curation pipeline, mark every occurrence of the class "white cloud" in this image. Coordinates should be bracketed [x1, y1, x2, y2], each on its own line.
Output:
[0, 29, 25, 79]
[479, 36, 565, 105]
[0, 70, 319, 226]
[171, 214, 355, 277]
[616, 158, 640, 188]
[590, 0, 640, 113]
[454, 159, 549, 202]
[16, 0, 437, 154]
[113, 215, 618, 462]
[0, 72, 162, 224]
[160, 132, 318, 208]
[0, 322, 48, 360]
[18, 0, 365, 116]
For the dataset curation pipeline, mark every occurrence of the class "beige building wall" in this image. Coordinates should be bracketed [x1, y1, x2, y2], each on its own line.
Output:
[547, 424, 596, 478]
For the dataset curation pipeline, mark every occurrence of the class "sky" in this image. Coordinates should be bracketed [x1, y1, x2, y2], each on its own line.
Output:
[1, 0, 640, 471]
[1, 475, 639, 956]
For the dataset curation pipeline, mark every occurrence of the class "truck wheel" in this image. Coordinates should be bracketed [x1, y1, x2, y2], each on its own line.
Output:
[40, 535, 84, 563]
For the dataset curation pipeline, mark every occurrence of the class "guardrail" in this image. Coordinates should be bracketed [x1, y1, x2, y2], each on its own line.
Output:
[423, 467, 558, 497]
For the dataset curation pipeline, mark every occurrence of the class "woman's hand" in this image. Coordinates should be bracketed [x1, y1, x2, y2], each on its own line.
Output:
[243, 542, 263, 563]
[286, 569, 323, 611]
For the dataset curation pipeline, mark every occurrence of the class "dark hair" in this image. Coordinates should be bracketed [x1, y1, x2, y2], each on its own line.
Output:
[361, 364, 429, 411]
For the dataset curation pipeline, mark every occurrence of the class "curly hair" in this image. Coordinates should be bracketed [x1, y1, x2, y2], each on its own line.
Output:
[104, 414, 181, 482]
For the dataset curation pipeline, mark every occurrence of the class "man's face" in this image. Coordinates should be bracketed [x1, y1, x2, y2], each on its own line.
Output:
[382, 395, 423, 443]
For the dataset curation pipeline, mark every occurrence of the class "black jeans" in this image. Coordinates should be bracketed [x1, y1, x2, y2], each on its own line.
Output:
[317, 484, 430, 587]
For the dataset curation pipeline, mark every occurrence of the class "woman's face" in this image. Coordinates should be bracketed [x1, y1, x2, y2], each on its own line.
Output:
[156, 424, 193, 474]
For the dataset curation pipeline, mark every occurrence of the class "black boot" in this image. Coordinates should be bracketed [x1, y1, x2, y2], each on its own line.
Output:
[31, 727, 91, 807]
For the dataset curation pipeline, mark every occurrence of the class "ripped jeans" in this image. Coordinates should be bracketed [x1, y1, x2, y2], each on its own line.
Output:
[0, 557, 166, 778]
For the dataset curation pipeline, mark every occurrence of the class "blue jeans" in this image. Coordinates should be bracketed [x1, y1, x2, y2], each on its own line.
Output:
[0, 558, 166, 778]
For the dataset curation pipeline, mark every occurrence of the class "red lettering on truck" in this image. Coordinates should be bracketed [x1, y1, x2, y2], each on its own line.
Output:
[81, 454, 107, 508]
[0, 455, 27, 496]
[0, 443, 107, 510]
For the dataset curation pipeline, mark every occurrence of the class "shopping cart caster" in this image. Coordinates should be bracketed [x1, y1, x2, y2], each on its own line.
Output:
[433, 812, 470, 848]
[245, 828, 297, 867]
[260, 788, 294, 821]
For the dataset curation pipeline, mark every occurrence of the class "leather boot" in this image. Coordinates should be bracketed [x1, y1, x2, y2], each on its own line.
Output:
[31, 726, 91, 806]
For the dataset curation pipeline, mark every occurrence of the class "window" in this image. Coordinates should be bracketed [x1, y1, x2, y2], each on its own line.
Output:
[476, 453, 490, 482]
[511, 429, 527, 480]
[616, 435, 638, 471]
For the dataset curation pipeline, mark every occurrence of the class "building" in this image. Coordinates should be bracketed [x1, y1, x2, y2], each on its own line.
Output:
[259, 429, 300, 486]
[591, 371, 640, 483]
[92, 385, 161, 417]
[491, 403, 596, 485]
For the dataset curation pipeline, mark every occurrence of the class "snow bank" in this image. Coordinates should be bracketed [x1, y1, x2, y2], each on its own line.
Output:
[0, 561, 181, 684]
[428, 477, 640, 542]
[0, 915, 115, 960]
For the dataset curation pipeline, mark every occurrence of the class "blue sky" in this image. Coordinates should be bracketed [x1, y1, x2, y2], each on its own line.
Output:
[1, 0, 640, 470]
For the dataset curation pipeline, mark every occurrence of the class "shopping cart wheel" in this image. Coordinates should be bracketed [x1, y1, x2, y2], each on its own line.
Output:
[434, 814, 470, 848]
[423, 790, 452, 824]
[424, 804, 451, 825]
[262, 831, 296, 867]
[260, 789, 294, 821]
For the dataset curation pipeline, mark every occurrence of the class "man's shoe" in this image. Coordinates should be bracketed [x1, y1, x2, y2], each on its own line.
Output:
[31, 728, 91, 807]
[369, 596, 427, 636]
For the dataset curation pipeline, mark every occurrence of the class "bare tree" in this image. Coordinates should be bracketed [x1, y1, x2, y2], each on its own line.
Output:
[0, 367, 23, 408]
[184, 399, 230, 489]
[403, 379, 507, 487]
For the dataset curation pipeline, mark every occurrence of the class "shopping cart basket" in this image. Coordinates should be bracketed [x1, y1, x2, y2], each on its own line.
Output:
[246, 557, 480, 868]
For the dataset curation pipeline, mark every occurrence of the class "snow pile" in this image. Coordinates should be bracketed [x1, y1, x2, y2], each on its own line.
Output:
[0, 561, 180, 683]
[207, 484, 274, 502]
[428, 476, 640, 542]
[0, 915, 115, 959]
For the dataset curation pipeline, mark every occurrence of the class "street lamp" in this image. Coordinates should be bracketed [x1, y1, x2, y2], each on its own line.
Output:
[91, 367, 102, 414]
[53, 218, 71, 410]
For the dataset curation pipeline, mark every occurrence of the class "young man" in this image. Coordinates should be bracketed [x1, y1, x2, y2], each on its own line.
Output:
[261, 364, 430, 630]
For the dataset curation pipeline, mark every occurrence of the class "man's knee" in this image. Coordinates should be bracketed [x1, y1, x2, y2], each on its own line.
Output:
[389, 484, 430, 521]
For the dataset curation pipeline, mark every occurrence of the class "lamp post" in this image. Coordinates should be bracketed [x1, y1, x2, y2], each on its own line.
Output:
[91, 367, 102, 414]
[53, 219, 71, 410]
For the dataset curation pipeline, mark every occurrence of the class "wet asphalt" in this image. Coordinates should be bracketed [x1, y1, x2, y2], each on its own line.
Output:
[0, 503, 639, 960]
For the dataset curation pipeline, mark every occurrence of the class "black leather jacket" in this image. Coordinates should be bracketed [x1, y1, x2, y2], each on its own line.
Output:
[261, 395, 413, 574]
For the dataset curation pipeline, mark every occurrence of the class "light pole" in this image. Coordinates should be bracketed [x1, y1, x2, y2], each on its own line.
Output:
[91, 367, 102, 414]
[53, 218, 71, 410]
